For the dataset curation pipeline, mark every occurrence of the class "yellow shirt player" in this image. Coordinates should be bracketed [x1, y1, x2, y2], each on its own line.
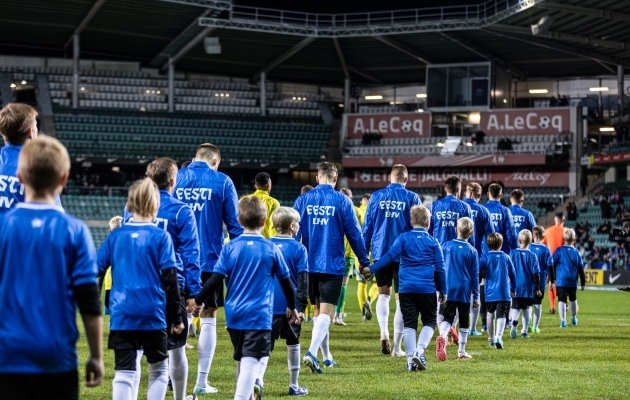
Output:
[102, 215, 123, 314]
[333, 188, 364, 325]
[357, 193, 379, 321]
[242, 172, 280, 238]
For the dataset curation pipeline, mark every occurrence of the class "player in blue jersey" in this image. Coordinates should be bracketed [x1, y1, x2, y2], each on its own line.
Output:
[294, 162, 369, 373]
[363, 205, 447, 372]
[254, 207, 309, 397]
[98, 178, 186, 400]
[484, 183, 518, 254]
[174, 143, 243, 395]
[0, 103, 38, 214]
[530, 226, 554, 333]
[193, 197, 300, 400]
[436, 217, 479, 361]
[552, 228, 586, 328]
[463, 182, 495, 336]
[123, 158, 203, 400]
[480, 233, 517, 349]
[0, 137, 103, 399]
[362, 164, 421, 356]
[429, 175, 474, 247]
[509, 189, 537, 236]
[508, 230, 542, 340]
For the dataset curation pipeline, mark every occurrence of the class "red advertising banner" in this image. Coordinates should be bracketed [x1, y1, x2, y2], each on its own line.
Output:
[592, 152, 630, 164]
[348, 167, 569, 188]
[479, 108, 571, 136]
[342, 154, 546, 168]
[346, 113, 431, 139]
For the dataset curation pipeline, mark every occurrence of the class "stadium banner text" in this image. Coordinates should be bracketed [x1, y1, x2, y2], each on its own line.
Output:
[346, 113, 431, 139]
[347, 168, 569, 188]
[342, 154, 546, 168]
[584, 270, 604, 286]
[479, 108, 571, 136]
[592, 152, 630, 165]
[604, 271, 630, 285]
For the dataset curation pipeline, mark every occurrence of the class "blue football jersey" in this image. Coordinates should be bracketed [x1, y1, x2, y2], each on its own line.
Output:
[0, 144, 62, 214]
[370, 228, 446, 295]
[97, 222, 179, 331]
[463, 197, 495, 257]
[362, 183, 421, 261]
[530, 243, 553, 292]
[442, 239, 479, 302]
[214, 234, 290, 330]
[0, 203, 97, 373]
[123, 190, 202, 297]
[483, 200, 518, 254]
[174, 161, 243, 272]
[510, 248, 540, 299]
[552, 245, 585, 287]
[429, 195, 474, 248]
[293, 184, 369, 275]
[510, 205, 537, 236]
[480, 251, 517, 302]
[270, 236, 309, 315]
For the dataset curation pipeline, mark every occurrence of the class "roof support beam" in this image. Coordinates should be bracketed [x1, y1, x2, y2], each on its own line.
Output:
[536, 1, 630, 23]
[252, 36, 316, 81]
[160, 26, 216, 70]
[64, 0, 107, 48]
[483, 29, 617, 73]
[490, 24, 630, 53]
[372, 36, 431, 64]
[149, 9, 211, 67]
[347, 66, 382, 84]
[439, 32, 525, 79]
[332, 38, 349, 79]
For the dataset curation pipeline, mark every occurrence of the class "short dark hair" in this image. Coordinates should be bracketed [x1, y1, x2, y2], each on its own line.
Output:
[301, 185, 314, 194]
[180, 160, 191, 169]
[318, 162, 338, 180]
[255, 172, 271, 188]
[238, 196, 267, 229]
[340, 188, 352, 198]
[486, 232, 503, 251]
[510, 189, 524, 203]
[444, 175, 461, 194]
[488, 183, 503, 199]
[0, 103, 38, 145]
[362, 193, 371, 201]
[147, 158, 177, 190]
[555, 211, 565, 220]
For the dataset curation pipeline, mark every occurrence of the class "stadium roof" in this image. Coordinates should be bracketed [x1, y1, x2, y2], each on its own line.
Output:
[1, 0, 629, 85]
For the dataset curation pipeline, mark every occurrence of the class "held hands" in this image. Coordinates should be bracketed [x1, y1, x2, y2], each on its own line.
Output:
[286, 308, 301, 326]
[170, 322, 185, 335]
[510, 292, 516, 298]
[473, 299, 480, 308]
[438, 293, 447, 306]
[535, 290, 543, 298]
[85, 357, 104, 387]
[186, 299, 203, 316]
[581, 285, 585, 291]
[360, 265, 372, 279]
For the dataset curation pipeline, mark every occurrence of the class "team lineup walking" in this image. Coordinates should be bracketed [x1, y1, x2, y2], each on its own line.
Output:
[0, 103, 589, 399]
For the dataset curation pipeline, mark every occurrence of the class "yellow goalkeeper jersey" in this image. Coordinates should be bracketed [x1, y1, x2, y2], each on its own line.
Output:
[345, 205, 364, 258]
[243, 189, 280, 238]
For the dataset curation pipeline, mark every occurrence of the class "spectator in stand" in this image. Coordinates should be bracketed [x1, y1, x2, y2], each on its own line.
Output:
[597, 220, 613, 240]
[614, 203, 629, 226]
[592, 192, 603, 206]
[574, 222, 589, 245]
[610, 191, 623, 205]
[566, 203, 574, 221]
[610, 243, 626, 270]
[600, 197, 612, 219]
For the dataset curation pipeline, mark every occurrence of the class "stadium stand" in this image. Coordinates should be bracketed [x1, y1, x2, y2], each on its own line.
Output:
[61, 195, 127, 221]
[53, 108, 329, 163]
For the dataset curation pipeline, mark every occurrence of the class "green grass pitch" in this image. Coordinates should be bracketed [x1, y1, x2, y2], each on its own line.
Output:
[77, 281, 630, 399]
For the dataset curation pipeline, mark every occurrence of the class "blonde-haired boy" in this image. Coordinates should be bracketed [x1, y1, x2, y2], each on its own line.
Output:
[0, 136, 103, 398]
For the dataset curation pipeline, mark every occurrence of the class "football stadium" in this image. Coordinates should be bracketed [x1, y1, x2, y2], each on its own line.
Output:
[1, 0, 630, 399]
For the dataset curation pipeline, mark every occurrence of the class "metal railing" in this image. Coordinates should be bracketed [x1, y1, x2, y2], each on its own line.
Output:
[198, 0, 542, 37]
